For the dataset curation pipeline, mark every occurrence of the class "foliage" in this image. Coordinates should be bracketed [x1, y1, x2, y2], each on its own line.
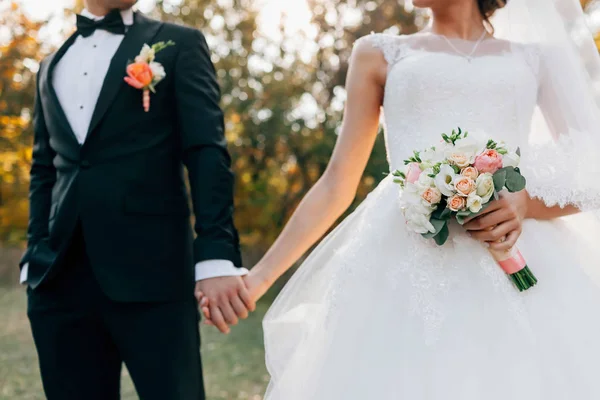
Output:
[0, 3, 49, 244]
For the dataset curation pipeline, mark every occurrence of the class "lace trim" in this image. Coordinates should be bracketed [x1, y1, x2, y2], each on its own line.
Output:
[365, 33, 409, 67]
[521, 134, 600, 211]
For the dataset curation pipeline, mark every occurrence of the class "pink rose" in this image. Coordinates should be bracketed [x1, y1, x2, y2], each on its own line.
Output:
[448, 194, 467, 212]
[406, 163, 422, 184]
[473, 149, 503, 174]
[421, 187, 442, 205]
[454, 176, 476, 197]
[460, 166, 479, 180]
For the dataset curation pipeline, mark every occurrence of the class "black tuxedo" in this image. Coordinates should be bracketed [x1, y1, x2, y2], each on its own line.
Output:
[23, 11, 241, 399]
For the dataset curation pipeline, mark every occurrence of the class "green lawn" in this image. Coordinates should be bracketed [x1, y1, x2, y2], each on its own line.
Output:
[0, 287, 270, 399]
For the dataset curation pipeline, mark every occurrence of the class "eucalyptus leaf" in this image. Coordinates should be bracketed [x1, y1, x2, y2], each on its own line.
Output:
[421, 217, 447, 239]
[455, 210, 472, 225]
[434, 223, 450, 246]
[492, 169, 507, 192]
[505, 168, 527, 192]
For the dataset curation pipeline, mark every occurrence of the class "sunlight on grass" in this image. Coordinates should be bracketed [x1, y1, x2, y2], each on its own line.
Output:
[0, 288, 269, 399]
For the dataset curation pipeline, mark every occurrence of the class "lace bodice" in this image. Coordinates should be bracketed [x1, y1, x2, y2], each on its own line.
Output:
[362, 32, 541, 171]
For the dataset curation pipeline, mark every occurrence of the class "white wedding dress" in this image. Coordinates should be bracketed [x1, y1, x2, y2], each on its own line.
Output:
[262, 32, 600, 399]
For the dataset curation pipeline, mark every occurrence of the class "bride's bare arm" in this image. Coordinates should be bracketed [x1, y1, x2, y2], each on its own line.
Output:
[246, 40, 388, 295]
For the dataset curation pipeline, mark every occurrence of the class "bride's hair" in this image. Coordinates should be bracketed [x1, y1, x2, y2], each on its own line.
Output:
[478, 0, 508, 30]
[478, 0, 508, 18]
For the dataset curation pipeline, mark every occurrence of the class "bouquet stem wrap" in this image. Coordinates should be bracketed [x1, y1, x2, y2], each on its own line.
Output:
[488, 247, 537, 292]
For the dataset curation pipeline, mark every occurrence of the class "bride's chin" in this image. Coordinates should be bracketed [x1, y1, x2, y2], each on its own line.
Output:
[411, 0, 435, 8]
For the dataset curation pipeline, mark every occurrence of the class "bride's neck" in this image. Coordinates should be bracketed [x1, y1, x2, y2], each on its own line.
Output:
[430, 2, 487, 40]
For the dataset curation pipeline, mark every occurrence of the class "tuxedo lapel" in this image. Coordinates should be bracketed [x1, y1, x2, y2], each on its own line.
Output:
[85, 13, 162, 144]
[40, 32, 80, 146]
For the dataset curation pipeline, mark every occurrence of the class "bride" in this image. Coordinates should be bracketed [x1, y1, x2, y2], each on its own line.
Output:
[202, 0, 600, 398]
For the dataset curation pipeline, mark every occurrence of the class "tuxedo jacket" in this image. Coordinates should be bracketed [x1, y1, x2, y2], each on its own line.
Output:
[21, 12, 242, 302]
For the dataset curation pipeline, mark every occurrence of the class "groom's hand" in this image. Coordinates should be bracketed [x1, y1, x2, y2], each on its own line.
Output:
[195, 277, 256, 334]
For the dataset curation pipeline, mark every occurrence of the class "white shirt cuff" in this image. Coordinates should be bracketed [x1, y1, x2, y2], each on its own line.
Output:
[195, 260, 248, 281]
[20, 263, 28, 285]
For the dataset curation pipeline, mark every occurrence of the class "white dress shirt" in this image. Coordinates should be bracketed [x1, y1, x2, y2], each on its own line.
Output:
[21, 8, 248, 284]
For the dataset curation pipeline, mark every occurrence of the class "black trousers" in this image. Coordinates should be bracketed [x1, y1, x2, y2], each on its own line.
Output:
[27, 225, 205, 400]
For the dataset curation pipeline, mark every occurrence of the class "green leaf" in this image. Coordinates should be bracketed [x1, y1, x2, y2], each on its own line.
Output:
[504, 168, 527, 192]
[420, 217, 445, 239]
[455, 210, 472, 225]
[492, 169, 507, 192]
[431, 201, 451, 220]
[434, 222, 450, 245]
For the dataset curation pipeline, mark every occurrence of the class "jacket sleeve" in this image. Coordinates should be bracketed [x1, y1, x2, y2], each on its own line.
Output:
[21, 62, 57, 267]
[174, 29, 243, 268]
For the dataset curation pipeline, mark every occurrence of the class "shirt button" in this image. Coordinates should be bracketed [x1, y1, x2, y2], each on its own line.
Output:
[93, 45, 97, 48]
[80, 160, 91, 169]
[84, 72, 88, 76]
[80, 105, 84, 110]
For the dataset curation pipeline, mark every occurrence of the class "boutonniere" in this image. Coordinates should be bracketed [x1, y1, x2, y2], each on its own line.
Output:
[124, 41, 175, 112]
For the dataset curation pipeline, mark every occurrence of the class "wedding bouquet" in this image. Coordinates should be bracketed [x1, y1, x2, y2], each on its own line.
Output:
[393, 128, 538, 292]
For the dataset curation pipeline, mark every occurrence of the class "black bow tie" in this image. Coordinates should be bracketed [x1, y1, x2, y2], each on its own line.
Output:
[76, 9, 126, 38]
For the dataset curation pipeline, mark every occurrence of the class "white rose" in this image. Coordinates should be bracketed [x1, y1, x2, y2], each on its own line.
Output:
[149, 62, 166, 83]
[417, 168, 435, 189]
[467, 193, 484, 213]
[420, 147, 445, 168]
[136, 44, 155, 63]
[445, 136, 485, 164]
[404, 208, 436, 234]
[502, 151, 521, 168]
[434, 164, 457, 197]
[475, 173, 495, 203]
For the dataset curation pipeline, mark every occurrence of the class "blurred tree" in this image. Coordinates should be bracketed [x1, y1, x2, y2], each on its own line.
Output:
[0, 2, 48, 244]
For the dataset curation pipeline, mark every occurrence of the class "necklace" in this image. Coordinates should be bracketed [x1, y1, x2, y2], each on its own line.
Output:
[440, 29, 488, 63]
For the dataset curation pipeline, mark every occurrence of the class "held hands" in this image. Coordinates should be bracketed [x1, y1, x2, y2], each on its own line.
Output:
[463, 190, 529, 250]
[196, 270, 270, 333]
[194, 276, 256, 334]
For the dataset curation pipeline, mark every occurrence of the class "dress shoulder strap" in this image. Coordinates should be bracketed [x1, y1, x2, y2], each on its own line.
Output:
[356, 33, 410, 67]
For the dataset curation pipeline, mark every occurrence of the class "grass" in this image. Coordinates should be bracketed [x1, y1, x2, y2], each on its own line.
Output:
[0, 287, 270, 400]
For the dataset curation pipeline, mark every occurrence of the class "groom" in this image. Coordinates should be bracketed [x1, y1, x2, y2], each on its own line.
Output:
[20, 1, 254, 399]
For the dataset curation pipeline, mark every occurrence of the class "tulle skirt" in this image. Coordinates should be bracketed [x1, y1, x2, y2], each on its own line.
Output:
[263, 176, 600, 399]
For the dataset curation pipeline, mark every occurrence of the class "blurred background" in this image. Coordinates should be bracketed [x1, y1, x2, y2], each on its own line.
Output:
[1, 0, 600, 398]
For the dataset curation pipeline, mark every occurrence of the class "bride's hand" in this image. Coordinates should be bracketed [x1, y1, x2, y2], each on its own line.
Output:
[463, 191, 529, 251]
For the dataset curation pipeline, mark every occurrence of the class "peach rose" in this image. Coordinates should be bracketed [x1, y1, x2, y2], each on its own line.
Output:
[460, 166, 479, 180]
[124, 62, 153, 89]
[454, 176, 476, 197]
[406, 162, 422, 184]
[447, 194, 467, 212]
[421, 187, 442, 205]
[473, 149, 503, 174]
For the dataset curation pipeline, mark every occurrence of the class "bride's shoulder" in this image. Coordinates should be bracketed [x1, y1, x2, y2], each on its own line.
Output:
[354, 32, 412, 66]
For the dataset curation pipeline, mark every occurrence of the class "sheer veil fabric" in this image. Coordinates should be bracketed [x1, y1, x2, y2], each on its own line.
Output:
[494, 0, 600, 211]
